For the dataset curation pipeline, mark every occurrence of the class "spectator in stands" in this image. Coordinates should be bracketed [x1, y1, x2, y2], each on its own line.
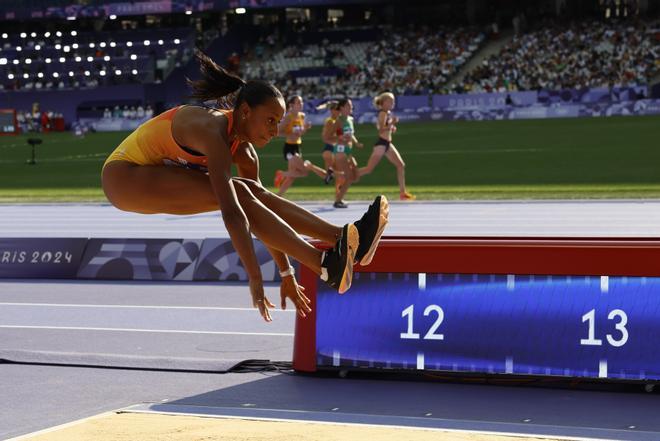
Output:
[455, 19, 658, 93]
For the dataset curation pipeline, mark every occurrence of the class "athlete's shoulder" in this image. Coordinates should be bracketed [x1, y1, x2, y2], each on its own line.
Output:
[175, 106, 229, 136]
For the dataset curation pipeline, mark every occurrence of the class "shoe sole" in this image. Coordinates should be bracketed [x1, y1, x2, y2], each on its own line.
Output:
[359, 195, 389, 266]
[338, 223, 359, 294]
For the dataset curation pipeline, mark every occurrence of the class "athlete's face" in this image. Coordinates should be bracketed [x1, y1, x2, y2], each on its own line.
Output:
[340, 100, 353, 116]
[242, 97, 285, 148]
[290, 97, 303, 113]
[383, 97, 395, 111]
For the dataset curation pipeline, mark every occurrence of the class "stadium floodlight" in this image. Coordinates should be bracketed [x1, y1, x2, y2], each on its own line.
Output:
[103, 55, 110, 61]
[100, 70, 106, 76]
[131, 69, 138, 75]
[72, 43, 79, 49]
[67, 17, 76, 21]
[23, 73, 28, 79]
[109, 14, 117, 20]
[35, 44, 41, 50]
[20, 32, 27, 38]
[84, 70, 90, 76]
[52, 72, 59, 78]
[75, 56, 82, 62]
[56, 31, 62, 37]
[8, 73, 14, 79]
[31, 32, 37, 38]
[44, 32, 51, 38]
[69, 71, 74, 77]
[185, 10, 192, 15]
[89, 42, 95, 48]
[143, 40, 150, 46]
[59, 57, 65, 63]
[126, 41, 133, 47]
[174, 38, 180, 44]
[25, 58, 32, 64]
[115, 69, 121, 75]
[12, 59, 19, 65]
[87, 56, 93, 62]
[2, 33, 8, 39]
[55, 44, 61, 50]
[110, 42, 116, 48]
[63, 45, 71, 53]
[0, 58, 6, 65]
[158, 39, 164, 45]
[37, 72, 43, 78]
[45, 58, 51, 63]
[236, 7, 246, 14]
[130, 54, 137, 60]
[100, 42, 106, 48]
[71, 30, 77, 36]
[16, 46, 22, 51]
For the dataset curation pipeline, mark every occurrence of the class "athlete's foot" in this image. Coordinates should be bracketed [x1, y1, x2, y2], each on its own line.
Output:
[324, 168, 334, 185]
[333, 200, 348, 209]
[353, 195, 389, 266]
[400, 191, 416, 201]
[274, 170, 284, 188]
[320, 223, 359, 294]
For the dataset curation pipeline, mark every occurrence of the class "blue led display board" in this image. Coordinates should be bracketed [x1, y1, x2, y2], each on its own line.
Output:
[316, 271, 660, 380]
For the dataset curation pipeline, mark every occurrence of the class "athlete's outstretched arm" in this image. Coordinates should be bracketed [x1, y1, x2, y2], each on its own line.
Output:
[235, 143, 311, 316]
[175, 113, 274, 321]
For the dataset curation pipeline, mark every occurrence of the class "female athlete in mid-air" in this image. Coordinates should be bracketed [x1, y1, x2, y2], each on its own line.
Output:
[274, 95, 330, 196]
[359, 92, 415, 200]
[102, 52, 389, 322]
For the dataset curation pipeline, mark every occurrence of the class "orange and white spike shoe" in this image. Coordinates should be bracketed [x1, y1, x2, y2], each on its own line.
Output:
[400, 191, 416, 201]
[274, 170, 284, 188]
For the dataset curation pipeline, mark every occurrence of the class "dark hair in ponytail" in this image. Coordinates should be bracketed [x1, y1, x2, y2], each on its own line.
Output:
[337, 98, 351, 109]
[188, 50, 283, 110]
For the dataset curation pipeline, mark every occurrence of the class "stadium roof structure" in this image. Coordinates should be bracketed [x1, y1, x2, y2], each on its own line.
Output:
[0, 0, 384, 21]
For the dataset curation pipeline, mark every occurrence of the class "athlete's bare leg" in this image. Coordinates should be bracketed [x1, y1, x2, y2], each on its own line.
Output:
[102, 161, 341, 272]
[358, 145, 387, 177]
[322, 151, 334, 170]
[385, 144, 407, 194]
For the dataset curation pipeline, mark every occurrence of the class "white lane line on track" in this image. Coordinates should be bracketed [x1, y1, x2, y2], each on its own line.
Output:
[0, 302, 295, 312]
[0, 325, 293, 337]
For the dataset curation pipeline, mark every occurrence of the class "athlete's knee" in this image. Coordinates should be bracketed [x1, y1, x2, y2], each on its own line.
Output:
[234, 177, 268, 196]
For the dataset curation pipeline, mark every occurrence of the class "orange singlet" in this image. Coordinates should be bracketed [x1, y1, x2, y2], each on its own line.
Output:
[103, 106, 240, 173]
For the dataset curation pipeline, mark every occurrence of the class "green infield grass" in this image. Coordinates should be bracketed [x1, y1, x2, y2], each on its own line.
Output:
[0, 115, 658, 202]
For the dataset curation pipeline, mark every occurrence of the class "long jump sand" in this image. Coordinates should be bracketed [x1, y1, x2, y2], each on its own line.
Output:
[16, 412, 565, 441]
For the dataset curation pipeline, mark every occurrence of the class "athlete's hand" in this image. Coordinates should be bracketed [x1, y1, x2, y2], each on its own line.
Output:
[392, 125, 397, 133]
[249, 278, 275, 322]
[280, 276, 312, 317]
[305, 122, 312, 130]
[393, 116, 400, 124]
[357, 142, 364, 149]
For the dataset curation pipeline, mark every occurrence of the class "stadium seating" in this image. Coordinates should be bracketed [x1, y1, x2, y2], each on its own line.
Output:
[242, 26, 485, 99]
[0, 27, 194, 91]
[454, 20, 659, 93]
